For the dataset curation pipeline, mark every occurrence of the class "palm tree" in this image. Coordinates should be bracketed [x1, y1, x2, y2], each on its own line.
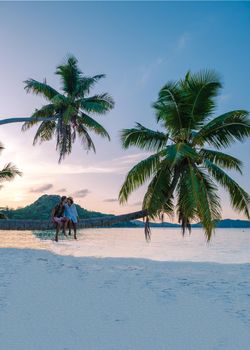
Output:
[0, 142, 22, 190]
[119, 70, 250, 240]
[0, 55, 114, 162]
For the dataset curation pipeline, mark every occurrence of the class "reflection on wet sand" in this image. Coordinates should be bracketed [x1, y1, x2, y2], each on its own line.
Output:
[0, 230, 51, 250]
[0, 228, 250, 264]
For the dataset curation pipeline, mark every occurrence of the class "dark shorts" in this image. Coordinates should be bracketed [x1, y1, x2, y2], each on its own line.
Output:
[53, 217, 67, 224]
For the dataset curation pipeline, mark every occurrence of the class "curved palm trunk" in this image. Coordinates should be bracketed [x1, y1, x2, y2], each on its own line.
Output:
[0, 117, 57, 125]
[0, 209, 148, 230]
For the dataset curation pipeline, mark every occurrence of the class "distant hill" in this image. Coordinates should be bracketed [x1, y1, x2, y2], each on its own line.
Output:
[1, 195, 107, 221]
[133, 219, 250, 228]
[192, 219, 250, 229]
[1, 195, 249, 228]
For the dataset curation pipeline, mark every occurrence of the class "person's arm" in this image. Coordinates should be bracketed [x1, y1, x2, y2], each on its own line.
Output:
[63, 204, 66, 217]
[51, 206, 56, 220]
[74, 205, 79, 222]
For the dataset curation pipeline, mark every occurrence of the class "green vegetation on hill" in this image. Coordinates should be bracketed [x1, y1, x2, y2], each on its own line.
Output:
[2, 195, 107, 220]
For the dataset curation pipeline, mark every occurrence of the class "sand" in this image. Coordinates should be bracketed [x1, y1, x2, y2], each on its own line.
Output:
[0, 248, 250, 350]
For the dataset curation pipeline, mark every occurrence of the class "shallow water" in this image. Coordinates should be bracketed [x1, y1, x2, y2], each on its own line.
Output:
[0, 227, 249, 263]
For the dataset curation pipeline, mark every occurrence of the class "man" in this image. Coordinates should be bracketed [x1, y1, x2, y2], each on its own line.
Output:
[51, 196, 68, 242]
[64, 197, 79, 240]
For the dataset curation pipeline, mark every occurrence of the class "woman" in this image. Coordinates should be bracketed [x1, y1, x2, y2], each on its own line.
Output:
[51, 196, 68, 242]
[64, 197, 79, 239]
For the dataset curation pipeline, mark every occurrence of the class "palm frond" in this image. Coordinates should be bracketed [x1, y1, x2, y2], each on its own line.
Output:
[192, 110, 250, 148]
[0, 163, 22, 181]
[51, 94, 68, 109]
[79, 113, 110, 140]
[176, 167, 198, 234]
[80, 93, 114, 114]
[182, 69, 222, 127]
[62, 104, 75, 124]
[77, 74, 106, 96]
[200, 149, 242, 173]
[119, 152, 163, 204]
[56, 55, 81, 95]
[33, 120, 56, 145]
[55, 120, 72, 163]
[121, 123, 168, 151]
[164, 143, 200, 166]
[142, 164, 176, 218]
[76, 124, 96, 153]
[205, 160, 250, 218]
[187, 163, 221, 240]
[24, 79, 59, 101]
[153, 81, 184, 134]
[22, 104, 57, 131]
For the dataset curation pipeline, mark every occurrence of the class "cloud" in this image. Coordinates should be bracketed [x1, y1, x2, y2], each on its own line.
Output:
[103, 198, 118, 203]
[18, 152, 150, 180]
[72, 189, 90, 198]
[57, 188, 67, 193]
[30, 184, 53, 193]
[113, 152, 150, 165]
[177, 32, 190, 51]
[22, 162, 126, 176]
[139, 57, 165, 85]
[218, 94, 230, 103]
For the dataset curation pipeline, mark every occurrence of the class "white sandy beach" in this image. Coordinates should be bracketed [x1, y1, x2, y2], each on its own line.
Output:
[0, 244, 250, 350]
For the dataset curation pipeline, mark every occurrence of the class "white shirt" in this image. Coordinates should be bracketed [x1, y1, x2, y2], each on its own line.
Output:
[64, 203, 78, 223]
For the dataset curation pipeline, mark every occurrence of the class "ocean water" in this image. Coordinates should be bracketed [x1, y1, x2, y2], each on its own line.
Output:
[0, 227, 249, 263]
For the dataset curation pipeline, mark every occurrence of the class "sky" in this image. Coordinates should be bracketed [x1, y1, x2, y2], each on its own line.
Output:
[0, 1, 250, 220]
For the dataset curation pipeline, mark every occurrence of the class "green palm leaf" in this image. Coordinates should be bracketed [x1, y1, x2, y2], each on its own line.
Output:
[192, 110, 250, 148]
[24, 79, 58, 101]
[164, 143, 200, 166]
[80, 93, 114, 114]
[79, 114, 110, 140]
[142, 164, 175, 218]
[121, 123, 168, 151]
[22, 104, 57, 131]
[200, 149, 242, 173]
[56, 55, 81, 95]
[177, 168, 197, 234]
[119, 152, 163, 204]
[183, 69, 222, 127]
[76, 124, 96, 153]
[33, 120, 56, 145]
[205, 160, 250, 218]
[153, 81, 184, 134]
[0, 163, 22, 181]
[77, 75, 106, 95]
[186, 164, 221, 240]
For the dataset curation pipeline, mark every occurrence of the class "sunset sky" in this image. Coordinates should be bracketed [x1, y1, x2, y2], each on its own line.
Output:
[0, 2, 250, 220]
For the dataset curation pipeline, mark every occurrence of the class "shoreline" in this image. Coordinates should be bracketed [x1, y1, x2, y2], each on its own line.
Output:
[1, 228, 250, 264]
[1, 248, 250, 350]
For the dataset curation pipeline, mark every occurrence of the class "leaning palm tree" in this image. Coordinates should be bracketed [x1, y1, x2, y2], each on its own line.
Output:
[119, 70, 250, 240]
[0, 143, 22, 190]
[7, 55, 114, 162]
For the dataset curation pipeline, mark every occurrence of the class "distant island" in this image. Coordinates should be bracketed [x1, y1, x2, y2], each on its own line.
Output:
[1, 195, 250, 228]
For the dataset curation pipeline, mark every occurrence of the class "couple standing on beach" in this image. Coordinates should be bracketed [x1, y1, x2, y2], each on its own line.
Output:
[51, 196, 79, 242]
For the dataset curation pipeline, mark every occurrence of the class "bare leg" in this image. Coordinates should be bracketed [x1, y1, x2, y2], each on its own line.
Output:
[73, 223, 77, 239]
[68, 220, 72, 235]
[55, 222, 62, 242]
[62, 219, 68, 236]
